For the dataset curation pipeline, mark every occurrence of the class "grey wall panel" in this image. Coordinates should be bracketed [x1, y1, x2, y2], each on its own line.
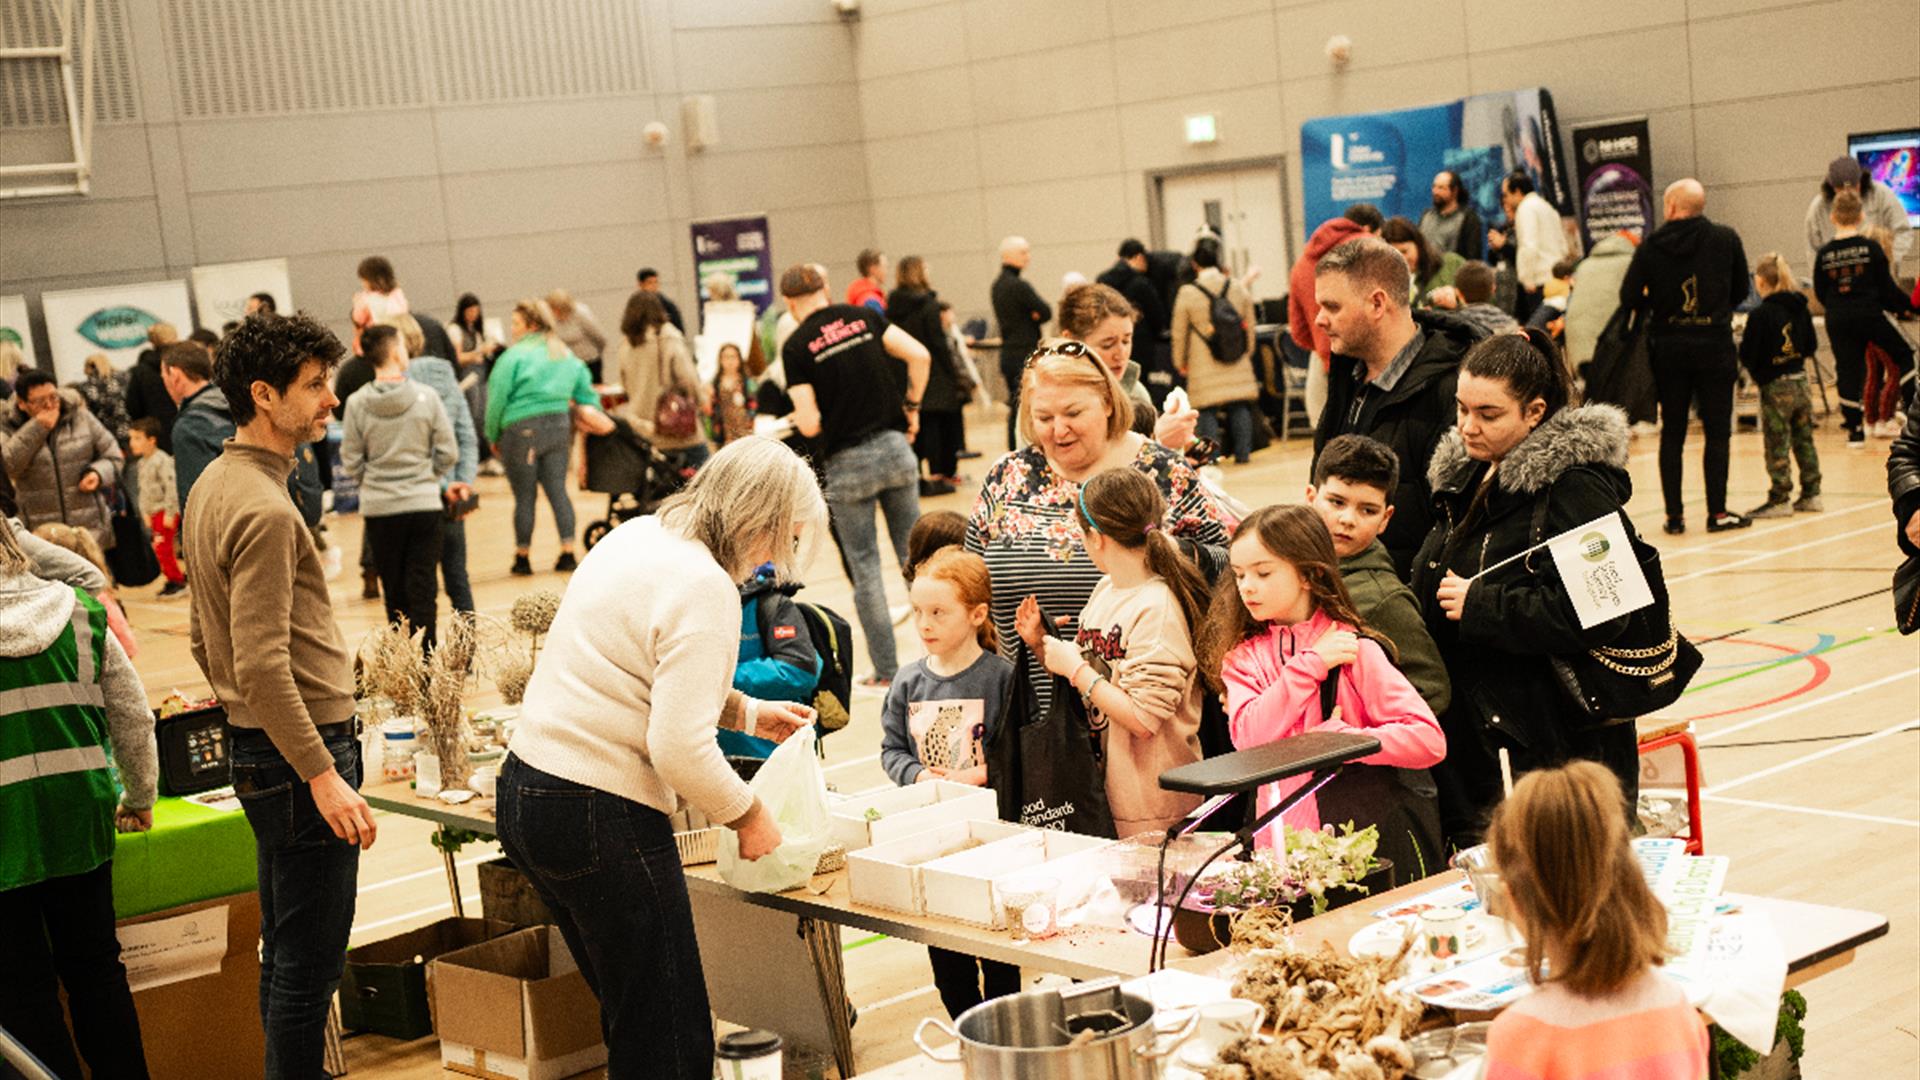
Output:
[967, 42, 1118, 128]
[871, 190, 988, 255]
[431, 98, 655, 170]
[853, 4, 971, 81]
[1276, 0, 1467, 76]
[0, 126, 153, 200]
[673, 23, 855, 92]
[441, 161, 671, 240]
[1110, 12, 1280, 106]
[1704, 180, 1828, 274]
[1461, 0, 1682, 54]
[1108, 0, 1269, 39]
[0, 198, 167, 284]
[177, 112, 443, 193]
[1115, 86, 1290, 173]
[981, 175, 1128, 248]
[1691, 81, 1920, 188]
[973, 110, 1125, 187]
[1688, 0, 1919, 104]
[765, 202, 881, 285]
[685, 143, 871, 217]
[865, 130, 983, 200]
[188, 178, 448, 264]
[1468, 28, 1693, 118]
[962, 0, 1111, 61]
[704, 84, 868, 152]
[859, 65, 975, 139]
[450, 223, 673, 305]
[1281, 59, 1474, 134]
[670, 0, 842, 28]
[284, 243, 456, 332]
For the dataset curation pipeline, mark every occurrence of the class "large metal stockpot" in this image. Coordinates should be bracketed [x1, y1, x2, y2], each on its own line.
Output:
[914, 978, 1195, 1080]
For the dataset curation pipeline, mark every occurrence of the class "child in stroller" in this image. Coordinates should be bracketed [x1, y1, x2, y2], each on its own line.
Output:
[579, 417, 696, 550]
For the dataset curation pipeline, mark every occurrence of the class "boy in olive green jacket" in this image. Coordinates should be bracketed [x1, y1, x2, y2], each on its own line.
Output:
[1305, 435, 1452, 716]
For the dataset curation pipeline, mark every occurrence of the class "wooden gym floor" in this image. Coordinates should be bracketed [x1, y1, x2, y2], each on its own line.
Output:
[119, 402, 1919, 1078]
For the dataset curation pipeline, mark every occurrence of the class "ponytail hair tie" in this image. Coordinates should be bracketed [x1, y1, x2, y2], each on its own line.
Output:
[1142, 522, 1160, 534]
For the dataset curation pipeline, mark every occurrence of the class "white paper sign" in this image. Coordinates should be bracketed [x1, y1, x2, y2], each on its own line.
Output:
[1548, 512, 1654, 628]
[117, 904, 229, 993]
[692, 300, 757, 384]
[40, 280, 194, 383]
[190, 257, 292, 329]
[0, 294, 40, 369]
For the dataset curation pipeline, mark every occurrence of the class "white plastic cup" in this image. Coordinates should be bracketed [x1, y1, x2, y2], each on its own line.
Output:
[715, 1029, 782, 1080]
[413, 750, 441, 796]
[1195, 998, 1265, 1052]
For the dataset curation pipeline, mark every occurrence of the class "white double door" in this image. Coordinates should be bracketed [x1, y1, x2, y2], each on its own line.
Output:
[1158, 165, 1291, 305]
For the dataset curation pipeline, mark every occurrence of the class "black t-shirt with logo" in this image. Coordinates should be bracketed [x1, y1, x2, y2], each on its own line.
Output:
[782, 303, 905, 457]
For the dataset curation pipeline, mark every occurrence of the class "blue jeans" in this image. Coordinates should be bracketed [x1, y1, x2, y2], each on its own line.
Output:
[495, 755, 713, 1080]
[499, 411, 575, 549]
[824, 430, 920, 678]
[1196, 400, 1256, 464]
[230, 729, 363, 1080]
[441, 516, 473, 612]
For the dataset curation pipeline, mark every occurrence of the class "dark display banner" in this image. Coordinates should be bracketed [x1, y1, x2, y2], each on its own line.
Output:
[1572, 118, 1655, 248]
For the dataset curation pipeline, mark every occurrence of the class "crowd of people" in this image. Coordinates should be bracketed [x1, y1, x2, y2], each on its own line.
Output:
[1, 149, 1915, 1080]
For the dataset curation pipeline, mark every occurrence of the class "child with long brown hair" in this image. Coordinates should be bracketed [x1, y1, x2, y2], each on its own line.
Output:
[878, 546, 1019, 1018]
[1198, 504, 1442, 850]
[1015, 468, 1209, 835]
[1482, 761, 1708, 1078]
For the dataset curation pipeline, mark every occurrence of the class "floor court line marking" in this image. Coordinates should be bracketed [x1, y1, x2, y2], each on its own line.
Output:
[861, 983, 939, 1013]
[1667, 522, 1890, 584]
[1707, 718, 1918, 795]
[1693, 670, 1917, 744]
[826, 752, 881, 773]
[358, 850, 500, 895]
[1701, 794, 1920, 829]
[1655, 500, 1880, 559]
[353, 893, 480, 936]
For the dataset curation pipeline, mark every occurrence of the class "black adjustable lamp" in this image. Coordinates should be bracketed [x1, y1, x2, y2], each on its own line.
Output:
[1146, 731, 1381, 970]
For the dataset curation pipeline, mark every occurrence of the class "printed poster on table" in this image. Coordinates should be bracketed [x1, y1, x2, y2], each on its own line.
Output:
[1572, 118, 1655, 248]
[40, 279, 194, 383]
[0, 294, 40, 369]
[190, 257, 292, 330]
[1299, 87, 1571, 245]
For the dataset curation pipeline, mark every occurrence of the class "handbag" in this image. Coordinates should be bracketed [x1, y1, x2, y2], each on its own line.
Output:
[984, 643, 1116, 839]
[105, 484, 160, 588]
[1309, 670, 1444, 883]
[653, 339, 700, 440]
[1895, 553, 1920, 636]
[1528, 497, 1702, 721]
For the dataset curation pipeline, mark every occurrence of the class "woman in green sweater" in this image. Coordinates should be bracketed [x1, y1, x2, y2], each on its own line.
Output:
[1383, 217, 1467, 310]
[486, 300, 600, 576]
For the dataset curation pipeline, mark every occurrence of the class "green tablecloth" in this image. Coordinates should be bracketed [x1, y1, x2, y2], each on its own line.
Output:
[112, 795, 257, 919]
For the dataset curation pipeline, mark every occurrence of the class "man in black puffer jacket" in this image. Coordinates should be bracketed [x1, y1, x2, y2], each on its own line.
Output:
[1312, 236, 1488, 577]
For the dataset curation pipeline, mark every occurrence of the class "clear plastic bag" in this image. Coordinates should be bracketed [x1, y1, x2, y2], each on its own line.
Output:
[716, 727, 831, 893]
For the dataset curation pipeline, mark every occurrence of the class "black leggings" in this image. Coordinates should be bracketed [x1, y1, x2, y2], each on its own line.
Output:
[1827, 313, 1915, 430]
[365, 509, 445, 647]
[1650, 338, 1737, 519]
[0, 860, 150, 1079]
[927, 947, 1021, 1021]
[916, 409, 965, 477]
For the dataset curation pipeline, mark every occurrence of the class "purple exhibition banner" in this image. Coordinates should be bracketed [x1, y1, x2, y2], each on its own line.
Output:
[1572, 118, 1655, 248]
[690, 214, 774, 316]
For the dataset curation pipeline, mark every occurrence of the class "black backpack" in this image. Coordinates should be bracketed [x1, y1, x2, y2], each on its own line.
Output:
[794, 600, 854, 734]
[1194, 282, 1248, 363]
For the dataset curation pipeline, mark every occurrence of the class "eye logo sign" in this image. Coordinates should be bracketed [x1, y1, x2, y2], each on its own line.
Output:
[1578, 532, 1610, 562]
[75, 305, 161, 350]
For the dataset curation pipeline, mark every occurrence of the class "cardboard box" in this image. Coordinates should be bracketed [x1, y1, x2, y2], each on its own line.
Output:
[430, 924, 607, 1080]
[339, 917, 514, 1039]
[828, 781, 999, 851]
[115, 891, 263, 1080]
[478, 856, 556, 927]
[845, 819, 1030, 914]
[921, 829, 1114, 928]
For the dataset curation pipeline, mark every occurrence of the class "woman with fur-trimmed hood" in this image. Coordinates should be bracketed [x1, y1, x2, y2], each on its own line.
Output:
[1411, 328, 1640, 848]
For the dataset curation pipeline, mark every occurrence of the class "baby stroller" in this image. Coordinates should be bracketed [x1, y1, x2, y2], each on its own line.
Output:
[580, 417, 694, 551]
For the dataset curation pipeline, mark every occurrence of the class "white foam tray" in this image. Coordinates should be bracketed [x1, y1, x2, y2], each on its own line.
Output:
[921, 829, 1115, 928]
[828, 781, 999, 851]
[844, 819, 1030, 915]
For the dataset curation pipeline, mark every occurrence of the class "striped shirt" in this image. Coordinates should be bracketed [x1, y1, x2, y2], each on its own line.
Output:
[1484, 971, 1708, 1080]
[965, 439, 1229, 710]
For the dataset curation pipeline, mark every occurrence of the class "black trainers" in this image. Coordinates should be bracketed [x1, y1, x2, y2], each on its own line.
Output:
[554, 551, 578, 572]
[1746, 499, 1791, 520]
[157, 580, 188, 599]
[1663, 517, 1685, 536]
[1706, 512, 1753, 533]
[510, 554, 533, 576]
[1847, 427, 1866, 449]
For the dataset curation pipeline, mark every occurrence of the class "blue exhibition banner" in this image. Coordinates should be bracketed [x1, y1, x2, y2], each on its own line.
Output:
[1299, 88, 1570, 244]
[690, 214, 775, 316]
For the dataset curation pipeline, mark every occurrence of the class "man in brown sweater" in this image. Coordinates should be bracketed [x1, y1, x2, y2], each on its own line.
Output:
[184, 311, 374, 1078]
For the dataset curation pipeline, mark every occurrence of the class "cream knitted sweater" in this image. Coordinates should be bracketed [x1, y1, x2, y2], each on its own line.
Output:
[507, 516, 756, 825]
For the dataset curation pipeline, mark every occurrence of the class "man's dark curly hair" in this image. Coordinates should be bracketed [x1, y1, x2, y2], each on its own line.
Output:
[214, 312, 344, 426]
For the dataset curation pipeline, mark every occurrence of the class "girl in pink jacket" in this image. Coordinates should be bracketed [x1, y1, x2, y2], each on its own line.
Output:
[1200, 504, 1444, 851]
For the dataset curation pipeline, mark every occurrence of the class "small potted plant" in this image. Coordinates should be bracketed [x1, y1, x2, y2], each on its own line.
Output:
[1172, 822, 1392, 954]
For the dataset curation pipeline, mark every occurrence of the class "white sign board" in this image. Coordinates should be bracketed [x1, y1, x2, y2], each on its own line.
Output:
[117, 903, 229, 993]
[692, 299, 757, 384]
[1548, 512, 1655, 629]
[39, 279, 194, 383]
[0, 294, 39, 370]
[191, 257, 292, 329]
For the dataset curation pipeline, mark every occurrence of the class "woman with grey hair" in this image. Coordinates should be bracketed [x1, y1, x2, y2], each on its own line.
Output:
[495, 435, 827, 1079]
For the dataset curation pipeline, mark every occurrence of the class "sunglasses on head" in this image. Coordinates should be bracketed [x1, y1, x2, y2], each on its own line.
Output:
[1023, 339, 1108, 378]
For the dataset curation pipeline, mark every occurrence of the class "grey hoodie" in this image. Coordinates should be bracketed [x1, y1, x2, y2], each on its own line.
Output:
[0, 570, 157, 809]
[340, 377, 457, 517]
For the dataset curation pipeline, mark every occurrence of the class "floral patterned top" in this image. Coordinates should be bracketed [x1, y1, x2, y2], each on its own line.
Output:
[965, 438, 1230, 709]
